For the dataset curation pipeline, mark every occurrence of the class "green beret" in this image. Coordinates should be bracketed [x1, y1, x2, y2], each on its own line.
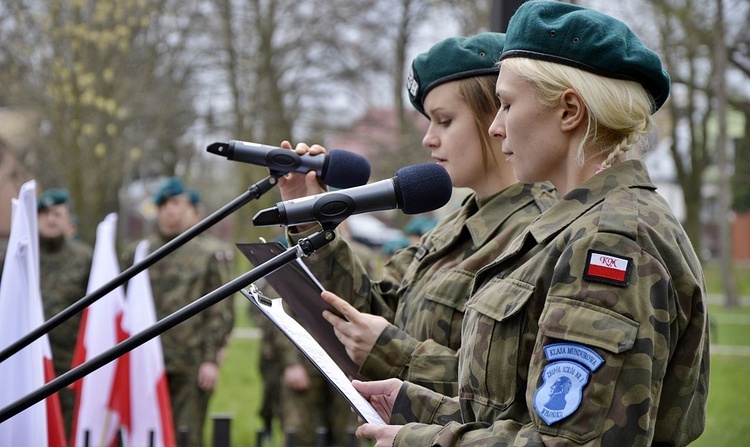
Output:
[153, 176, 186, 206]
[37, 188, 70, 211]
[500, 1, 670, 113]
[186, 188, 201, 205]
[407, 32, 506, 117]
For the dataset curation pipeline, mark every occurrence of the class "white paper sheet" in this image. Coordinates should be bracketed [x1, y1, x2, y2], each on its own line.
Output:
[244, 286, 386, 425]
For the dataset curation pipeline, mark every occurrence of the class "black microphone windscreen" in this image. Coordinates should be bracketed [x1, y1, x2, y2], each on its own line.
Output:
[323, 150, 372, 188]
[396, 163, 453, 214]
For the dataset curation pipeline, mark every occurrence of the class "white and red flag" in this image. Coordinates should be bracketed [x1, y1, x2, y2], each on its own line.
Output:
[110, 240, 175, 447]
[69, 213, 125, 447]
[583, 250, 632, 286]
[0, 180, 67, 447]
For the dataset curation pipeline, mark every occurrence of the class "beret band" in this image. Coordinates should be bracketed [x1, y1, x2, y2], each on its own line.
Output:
[501, 49, 645, 84]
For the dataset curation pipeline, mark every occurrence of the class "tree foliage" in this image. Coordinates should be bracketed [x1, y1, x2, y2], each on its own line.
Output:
[0, 0, 203, 243]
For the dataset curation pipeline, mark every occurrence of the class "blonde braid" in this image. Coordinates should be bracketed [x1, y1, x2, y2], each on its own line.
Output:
[600, 120, 650, 169]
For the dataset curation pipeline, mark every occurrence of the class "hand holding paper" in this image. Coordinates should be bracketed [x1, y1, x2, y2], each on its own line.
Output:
[352, 379, 402, 423]
[321, 291, 390, 366]
[351, 379, 404, 447]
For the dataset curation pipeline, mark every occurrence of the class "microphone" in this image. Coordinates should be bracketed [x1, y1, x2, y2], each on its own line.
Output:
[207, 140, 371, 188]
[252, 163, 453, 226]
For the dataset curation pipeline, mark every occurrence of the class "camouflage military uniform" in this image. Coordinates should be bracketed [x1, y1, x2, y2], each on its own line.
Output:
[124, 232, 234, 446]
[291, 182, 556, 396]
[39, 234, 93, 435]
[390, 161, 710, 446]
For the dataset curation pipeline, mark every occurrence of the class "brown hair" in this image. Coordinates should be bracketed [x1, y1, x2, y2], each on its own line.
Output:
[456, 74, 502, 174]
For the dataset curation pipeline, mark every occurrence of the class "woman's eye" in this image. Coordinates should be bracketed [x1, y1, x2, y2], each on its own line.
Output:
[502, 104, 510, 112]
[437, 119, 452, 126]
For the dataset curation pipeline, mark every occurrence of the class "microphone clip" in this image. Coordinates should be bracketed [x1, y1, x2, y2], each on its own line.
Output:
[298, 225, 338, 256]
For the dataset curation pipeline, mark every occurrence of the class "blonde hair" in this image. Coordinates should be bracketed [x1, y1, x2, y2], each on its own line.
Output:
[457, 74, 501, 173]
[501, 58, 653, 168]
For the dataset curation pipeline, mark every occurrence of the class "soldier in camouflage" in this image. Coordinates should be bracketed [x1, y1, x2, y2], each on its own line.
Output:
[123, 177, 234, 447]
[352, 2, 710, 446]
[37, 188, 93, 435]
[280, 31, 556, 399]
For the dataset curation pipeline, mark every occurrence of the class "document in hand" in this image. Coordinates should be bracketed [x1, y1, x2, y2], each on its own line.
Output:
[243, 286, 386, 425]
[236, 242, 362, 380]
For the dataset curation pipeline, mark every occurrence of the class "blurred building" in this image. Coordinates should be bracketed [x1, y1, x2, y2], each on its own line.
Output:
[0, 108, 36, 239]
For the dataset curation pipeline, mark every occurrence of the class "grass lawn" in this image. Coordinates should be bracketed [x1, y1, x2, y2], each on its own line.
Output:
[203, 295, 272, 446]
[204, 336, 268, 446]
[205, 264, 750, 446]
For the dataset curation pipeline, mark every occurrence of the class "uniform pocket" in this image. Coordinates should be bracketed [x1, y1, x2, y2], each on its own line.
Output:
[462, 277, 534, 411]
[531, 296, 639, 443]
[413, 268, 475, 350]
[422, 268, 475, 312]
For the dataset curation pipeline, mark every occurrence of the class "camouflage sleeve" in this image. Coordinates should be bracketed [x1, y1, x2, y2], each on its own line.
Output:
[361, 324, 460, 396]
[287, 226, 404, 320]
[201, 250, 235, 364]
[390, 381, 462, 425]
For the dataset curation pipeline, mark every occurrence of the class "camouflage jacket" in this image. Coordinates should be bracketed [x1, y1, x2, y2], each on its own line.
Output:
[290, 182, 556, 395]
[391, 160, 710, 446]
[39, 235, 93, 376]
[123, 232, 235, 374]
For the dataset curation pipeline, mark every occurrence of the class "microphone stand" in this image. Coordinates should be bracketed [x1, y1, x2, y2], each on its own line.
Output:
[0, 227, 338, 423]
[0, 174, 282, 364]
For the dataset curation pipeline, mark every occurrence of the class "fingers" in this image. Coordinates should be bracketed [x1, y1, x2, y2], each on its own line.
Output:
[306, 170, 327, 192]
[355, 423, 401, 447]
[279, 140, 328, 155]
[352, 378, 402, 398]
[321, 290, 359, 322]
[308, 143, 327, 155]
[291, 142, 327, 155]
[355, 423, 376, 439]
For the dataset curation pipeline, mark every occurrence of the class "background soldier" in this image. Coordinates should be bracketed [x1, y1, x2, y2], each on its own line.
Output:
[37, 188, 93, 435]
[123, 177, 235, 446]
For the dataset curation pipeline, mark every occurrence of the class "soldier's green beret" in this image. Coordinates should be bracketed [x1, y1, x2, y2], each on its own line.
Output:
[407, 32, 506, 117]
[500, 1, 670, 113]
[186, 188, 201, 205]
[37, 188, 70, 211]
[153, 176, 186, 206]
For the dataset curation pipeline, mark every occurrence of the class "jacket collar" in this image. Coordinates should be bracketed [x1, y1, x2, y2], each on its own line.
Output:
[527, 159, 655, 245]
[431, 182, 545, 250]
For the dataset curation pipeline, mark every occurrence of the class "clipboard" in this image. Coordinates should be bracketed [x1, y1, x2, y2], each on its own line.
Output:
[236, 242, 362, 380]
[242, 286, 385, 425]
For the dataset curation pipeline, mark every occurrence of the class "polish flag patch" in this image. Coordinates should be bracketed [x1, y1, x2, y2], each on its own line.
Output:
[583, 250, 632, 287]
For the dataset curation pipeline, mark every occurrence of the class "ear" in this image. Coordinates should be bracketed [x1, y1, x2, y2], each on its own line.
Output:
[559, 88, 586, 132]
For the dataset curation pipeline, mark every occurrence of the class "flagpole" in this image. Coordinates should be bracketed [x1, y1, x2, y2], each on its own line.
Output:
[0, 174, 281, 364]
[0, 228, 337, 422]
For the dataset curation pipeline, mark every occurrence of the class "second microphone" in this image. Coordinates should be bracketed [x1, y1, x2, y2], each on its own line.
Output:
[252, 163, 453, 227]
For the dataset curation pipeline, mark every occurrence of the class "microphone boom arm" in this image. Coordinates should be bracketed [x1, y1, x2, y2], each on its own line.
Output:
[0, 227, 338, 422]
[0, 174, 282, 364]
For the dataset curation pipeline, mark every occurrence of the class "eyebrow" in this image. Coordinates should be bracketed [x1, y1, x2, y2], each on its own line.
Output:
[495, 88, 510, 101]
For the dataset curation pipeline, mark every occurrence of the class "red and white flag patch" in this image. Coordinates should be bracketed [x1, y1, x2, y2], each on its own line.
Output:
[583, 250, 632, 287]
